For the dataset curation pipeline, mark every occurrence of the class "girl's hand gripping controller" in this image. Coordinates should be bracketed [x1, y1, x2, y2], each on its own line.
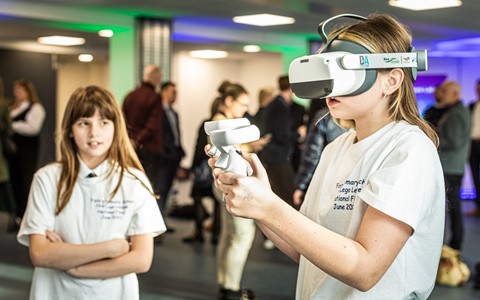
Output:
[204, 118, 260, 176]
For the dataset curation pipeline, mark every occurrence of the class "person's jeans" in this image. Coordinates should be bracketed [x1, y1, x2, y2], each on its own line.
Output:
[445, 174, 464, 250]
[214, 187, 256, 291]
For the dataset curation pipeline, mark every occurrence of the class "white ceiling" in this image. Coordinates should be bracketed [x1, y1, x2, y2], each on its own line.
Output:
[0, 0, 479, 57]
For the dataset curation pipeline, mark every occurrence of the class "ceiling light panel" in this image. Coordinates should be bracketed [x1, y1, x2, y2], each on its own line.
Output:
[233, 13, 295, 26]
[388, 0, 462, 11]
[37, 35, 85, 46]
[189, 50, 228, 59]
[78, 54, 93, 62]
[243, 45, 261, 52]
[98, 29, 114, 38]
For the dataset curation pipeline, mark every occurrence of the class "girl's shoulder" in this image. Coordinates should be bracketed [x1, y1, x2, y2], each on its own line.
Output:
[393, 121, 434, 147]
[122, 167, 150, 184]
[32, 162, 62, 184]
[36, 162, 62, 174]
[119, 167, 154, 194]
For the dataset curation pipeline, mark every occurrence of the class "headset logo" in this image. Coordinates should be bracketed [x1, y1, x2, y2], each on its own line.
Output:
[384, 57, 400, 64]
[359, 55, 369, 67]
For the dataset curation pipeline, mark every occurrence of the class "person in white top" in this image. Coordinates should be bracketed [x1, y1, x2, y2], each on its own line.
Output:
[9, 79, 46, 220]
[209, 13, 445, 299]
[17, 86, 166, 300]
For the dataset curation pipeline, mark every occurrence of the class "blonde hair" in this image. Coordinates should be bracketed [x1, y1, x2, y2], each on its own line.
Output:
[258, 87, 274, 107]
[332, 13, 438, 146]
[56, 86, 150, 214]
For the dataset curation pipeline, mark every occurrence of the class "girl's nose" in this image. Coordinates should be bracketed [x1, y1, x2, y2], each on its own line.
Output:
[89, 124, 99, 137]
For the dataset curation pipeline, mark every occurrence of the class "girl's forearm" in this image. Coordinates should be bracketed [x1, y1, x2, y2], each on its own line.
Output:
[67, 234, 154, 279]
[260, 201, 411, 291]
[29, 235, 128, 270]
[256, 221, 300, 262]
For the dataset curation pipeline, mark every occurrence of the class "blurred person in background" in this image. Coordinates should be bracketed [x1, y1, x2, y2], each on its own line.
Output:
[468, 79, 480, 217]
[293, 99, 346, 206]
[157, 81, 186, 232]
[211, 81, 269, 300]
[259, 75, 302, 208]
[183, 98, 222, 245]
[433, 80, 471, 251]
[253, 87, 274, 136]
[0, 77, 17, 224]
[9, 79, 46, 221]
[122, 65, 166, 225]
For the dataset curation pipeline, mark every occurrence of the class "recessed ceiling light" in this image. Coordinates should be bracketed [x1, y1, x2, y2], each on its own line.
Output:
[233, 13, 295, 26]
[189, 50, 228, 59]
[78, 54, 93, 62]
[98, 29, 114, 38]
[388, 0, 462, 11]
[37, 35, 85, 46]
[243, 45, 261, 53]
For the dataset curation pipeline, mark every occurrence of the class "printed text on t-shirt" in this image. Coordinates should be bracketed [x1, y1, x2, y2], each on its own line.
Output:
[91, 198, 134, 220]
[333, 179, 365, 210]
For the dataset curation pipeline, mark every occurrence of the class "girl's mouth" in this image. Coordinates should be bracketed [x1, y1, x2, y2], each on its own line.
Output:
[327, 97, 340, 106]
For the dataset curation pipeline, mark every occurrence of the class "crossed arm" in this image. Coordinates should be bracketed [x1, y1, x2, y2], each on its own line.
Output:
[29, 232, 154, 279]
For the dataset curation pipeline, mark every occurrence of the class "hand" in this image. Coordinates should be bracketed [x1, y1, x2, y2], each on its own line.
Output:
[293, 189, 305, 207]
[108, 238, 131, 258]
[297, 125, 307, 143]
[216, 152, 278, 221]
[45, 230, 64, 243]
[176, 167, 190, 181]
[65, 267, 79, 277]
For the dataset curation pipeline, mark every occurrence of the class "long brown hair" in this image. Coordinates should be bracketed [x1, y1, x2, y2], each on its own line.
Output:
[13, 79, 41, 104]
[56, 86, 150, 214]
[332, 13, 439, 146]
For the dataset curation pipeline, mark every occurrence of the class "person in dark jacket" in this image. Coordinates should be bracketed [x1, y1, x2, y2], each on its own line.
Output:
[468, 79, 480, 217]
[293, 99, 346, 206]
[259, 75, 299, 207]
[158, 81, 185, 211]
[435, 80, 471, 250]
[182, 112, 221, 244]
[122, 65, 164, 198]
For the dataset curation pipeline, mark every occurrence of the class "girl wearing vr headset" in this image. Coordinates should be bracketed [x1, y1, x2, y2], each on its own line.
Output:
[208, 13, 444, 299]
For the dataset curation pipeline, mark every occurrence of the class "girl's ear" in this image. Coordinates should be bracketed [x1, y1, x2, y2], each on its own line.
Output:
[383, 68, 404, 96]
[224, 96, 233, 107]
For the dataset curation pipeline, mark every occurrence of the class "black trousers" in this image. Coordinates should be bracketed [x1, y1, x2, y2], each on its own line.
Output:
[445, 174, 464, 250]
[262, 161, 295, 207]
[469, 140, 480, 208]
[156, 158, 180, 209]
[0, 182, 16, 216]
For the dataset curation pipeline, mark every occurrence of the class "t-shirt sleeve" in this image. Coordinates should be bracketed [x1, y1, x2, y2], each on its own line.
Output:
[127, 175, 166, 237]
[17, 168, 57, 247]
[358, 134, 442, 231]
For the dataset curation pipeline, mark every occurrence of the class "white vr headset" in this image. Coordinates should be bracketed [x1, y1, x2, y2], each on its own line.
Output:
[289, 14, 428, 99]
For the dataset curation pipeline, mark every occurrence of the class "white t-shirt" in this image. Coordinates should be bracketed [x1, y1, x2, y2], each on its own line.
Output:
[297, 121, 445, 300]
[17, 159, 166, 300]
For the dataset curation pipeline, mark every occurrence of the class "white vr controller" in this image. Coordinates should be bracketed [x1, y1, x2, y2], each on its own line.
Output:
[204, 118, 260, 176]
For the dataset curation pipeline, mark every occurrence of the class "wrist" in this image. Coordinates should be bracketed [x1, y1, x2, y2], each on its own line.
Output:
[258, 190, 282, 222]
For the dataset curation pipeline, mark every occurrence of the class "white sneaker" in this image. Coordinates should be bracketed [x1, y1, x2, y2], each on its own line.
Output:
[263, 239, 275, 250]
